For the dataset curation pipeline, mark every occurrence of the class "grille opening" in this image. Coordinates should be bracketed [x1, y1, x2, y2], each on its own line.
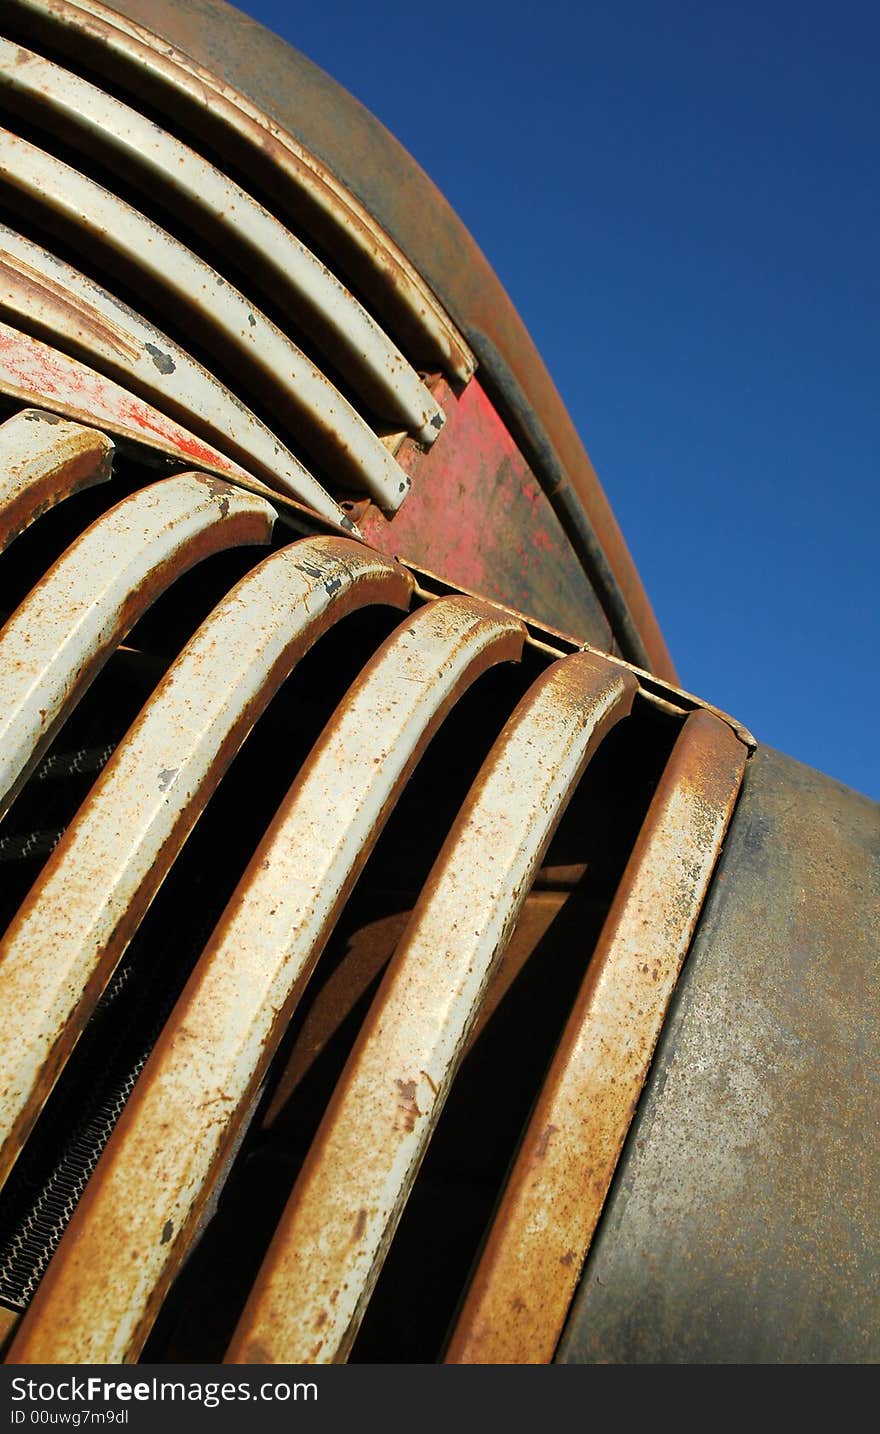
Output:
[0, 389, 680, 1359]
[0, 6, 454, 379]
[137, 682, 676, 1363]
[0, 463, 290, 951]
[0, 200, 318, 494]
[0, 652, 157, 942]
[138, 646, 546, 1361]
[122, 542, 274, 664]
[0, 597, 410, 1320]
[0, 437, 165, 624]
[0, 171, 385, 502]
[350, 697, 678, 1362]
[0, 90, 416, 442]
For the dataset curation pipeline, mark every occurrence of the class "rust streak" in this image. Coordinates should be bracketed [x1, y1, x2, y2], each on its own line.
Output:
[445, 711, 747, 1364]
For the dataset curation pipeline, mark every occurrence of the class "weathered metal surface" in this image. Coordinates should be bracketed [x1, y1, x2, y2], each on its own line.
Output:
[0, 406, 112, 554]
[0, 538, 411, 1197]
[31, 0, 674, 677]
[0, 225, 352, 521]
[0, 132, 411, 513]
[227, 650, 638, 1365]
[0, 1306, 19, 1352]
[8, 0, 476, 384]
[7, 595, 523, 1364]
[264, 870, 580, 1126]
[576, 640, 757, 751]
[557, 746, 880, 1364]
[0, 472, 276, 822]
[360, 377, 612, 649]
[0, 41, 444, 446]
[445, 711, 747, 1364]
[0, 323, 354, 532]
[409, 562, 755, 750]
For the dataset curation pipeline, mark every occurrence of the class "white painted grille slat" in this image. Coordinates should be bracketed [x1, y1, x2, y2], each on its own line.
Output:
[0, 130, 413, 513]
[0, 40, 445, 448]
[0, 225, 349, 520]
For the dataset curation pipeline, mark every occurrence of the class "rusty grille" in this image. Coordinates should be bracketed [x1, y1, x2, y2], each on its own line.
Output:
[0, 1, 478, 525]
[0, 402, 748, 1363]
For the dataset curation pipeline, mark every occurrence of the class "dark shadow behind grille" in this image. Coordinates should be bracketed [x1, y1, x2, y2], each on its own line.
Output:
[0, 403, 682, 1361]
[0, 3, 451, 380]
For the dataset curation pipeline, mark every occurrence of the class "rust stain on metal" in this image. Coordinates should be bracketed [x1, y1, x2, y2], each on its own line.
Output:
[534, 1124, 558, 1161]
[261, 911, 412, 1121]
[0, 322, 259, 479]
[578, 637, 757, 750]
[0, 39, 445, 445]
[226, 650, 637, 1365]
[394, 1079, 421, 1133]
[0, 405, 113, 554]
[0, 1305, 20, 1354]
[12, 0, 475, 383]
[0, 539, 411, 1216]
[464, 891, 572, 1053]
[0, 226, 355, 528]
[16, 0, 676, 673]
[556, 748, 878, 1364]
[0, 322, 357, 533]
[444, 710, 747, 1364]
[0, 131, 412, 513]
[6, 594, 527, 1365]
[0, 472, 275, 823]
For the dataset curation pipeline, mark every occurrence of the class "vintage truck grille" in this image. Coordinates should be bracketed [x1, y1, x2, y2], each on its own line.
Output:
[0, 405, 748, 1362]
[0, 0, 477, 526]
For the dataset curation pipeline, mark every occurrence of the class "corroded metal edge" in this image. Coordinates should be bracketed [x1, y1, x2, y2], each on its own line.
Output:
[7, 597, 523, 1364]
[445, 710, 747, 1363]
[226, 651, 638, 1365]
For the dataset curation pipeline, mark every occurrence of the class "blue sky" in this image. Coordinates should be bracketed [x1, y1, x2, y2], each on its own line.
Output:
[238, 1, 877, 798]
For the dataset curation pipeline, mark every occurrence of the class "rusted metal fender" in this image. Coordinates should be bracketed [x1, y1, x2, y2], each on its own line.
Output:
[557, 746, 880, 1365]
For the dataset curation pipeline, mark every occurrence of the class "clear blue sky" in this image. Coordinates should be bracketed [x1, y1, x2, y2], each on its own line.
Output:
[238, 0, 877, 798]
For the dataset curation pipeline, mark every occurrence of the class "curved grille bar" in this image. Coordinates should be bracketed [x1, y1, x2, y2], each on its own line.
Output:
[8, 0, 475, 383]
[0, 226, 353, 518]
[7, 595, 523, 1364]
[227, 649, 638, 1364]
[0, 41, 445, 446]
[0, 472, 276, 823]
[0, 406, 112, 553]
[0, 131, 413, 512]
[0, 323, 355, 532]
[0, 537, 412, 1193]
[444, 710, 747, 1363]
[0, 0, 758, 1360]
